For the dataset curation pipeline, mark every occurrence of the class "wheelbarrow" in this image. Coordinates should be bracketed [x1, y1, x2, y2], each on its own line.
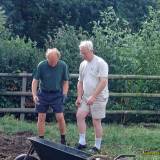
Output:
[14, 137, 136, 160]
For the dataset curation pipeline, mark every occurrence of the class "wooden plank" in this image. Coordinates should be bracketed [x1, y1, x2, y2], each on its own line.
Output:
[0, 108, 160, 115]
[0, 108, 35, 113]
[20, 72, 27, 120]
[0, 108, 52, 113]
[109, 92, 160, 98]
[105, 110, 160, 115]
[0, 73, 160, 80]
[108, 74, 160, 80]
[0, 73, 32, 77]
[0, 91, 32, 96]
[0, 91, 160, 98]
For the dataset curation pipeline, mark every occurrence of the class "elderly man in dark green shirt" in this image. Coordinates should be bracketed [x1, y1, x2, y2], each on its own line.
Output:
[32, 48, 69, 144]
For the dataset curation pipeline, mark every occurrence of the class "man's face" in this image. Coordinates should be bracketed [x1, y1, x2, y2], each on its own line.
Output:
[80, 47, 90, 61]
[47, 51, 59, 66]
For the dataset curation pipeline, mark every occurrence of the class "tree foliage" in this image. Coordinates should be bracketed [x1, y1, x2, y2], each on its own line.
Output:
[0, 0, 157, 47]
[0, 2, 159, 114]
[0, 6, 6, 33]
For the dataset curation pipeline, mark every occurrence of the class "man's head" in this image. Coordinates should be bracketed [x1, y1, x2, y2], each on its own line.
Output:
[46, 48, 61, 66]
[79, 40, 94, 61]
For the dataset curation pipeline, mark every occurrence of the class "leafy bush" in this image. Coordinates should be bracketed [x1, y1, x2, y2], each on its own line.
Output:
[0, 37, 42, 73]
[0, 5, 159, 116]
[0, 8, 43, 108]
[91, 7, 160, 110]
[45, 25, 88, 73]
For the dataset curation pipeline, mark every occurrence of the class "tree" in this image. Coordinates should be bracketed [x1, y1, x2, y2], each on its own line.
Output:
[0, 6, 6, 36]
[1, 0, 157, 47]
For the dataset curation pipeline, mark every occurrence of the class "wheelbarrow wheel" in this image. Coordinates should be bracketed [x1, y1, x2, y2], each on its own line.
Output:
[14, 154, 38, 160]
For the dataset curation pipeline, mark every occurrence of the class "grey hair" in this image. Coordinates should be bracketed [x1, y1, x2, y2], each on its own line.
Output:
[79, 40, 93, 51]
[45, 48, 61, 59]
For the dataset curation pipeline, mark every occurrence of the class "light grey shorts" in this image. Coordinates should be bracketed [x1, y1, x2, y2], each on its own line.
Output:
[79, 97, 108, 119]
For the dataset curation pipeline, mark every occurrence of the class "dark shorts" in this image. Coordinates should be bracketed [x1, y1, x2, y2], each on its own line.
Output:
[35, 90, 64, 113]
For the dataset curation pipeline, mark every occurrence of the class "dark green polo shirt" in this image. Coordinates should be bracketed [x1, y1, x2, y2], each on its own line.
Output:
[33, 60, 69, 91]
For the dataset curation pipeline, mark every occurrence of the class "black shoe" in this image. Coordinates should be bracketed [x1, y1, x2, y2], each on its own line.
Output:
[61, 140, 67, 145]
[75, 143, 87, 150]
[89, 147, 100, 154]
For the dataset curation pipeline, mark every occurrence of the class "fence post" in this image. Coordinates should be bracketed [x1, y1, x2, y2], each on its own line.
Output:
[20, 71, 27, 120]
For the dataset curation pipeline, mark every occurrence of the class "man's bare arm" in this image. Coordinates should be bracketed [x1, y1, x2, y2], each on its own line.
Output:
[77, 81, 84, 98]
[92, 77, 108, 98]
[87, 77, 107, 105]
[75, 81, 84, 107]
[32, 79, 39, 103]
[63, 81, 69, 95]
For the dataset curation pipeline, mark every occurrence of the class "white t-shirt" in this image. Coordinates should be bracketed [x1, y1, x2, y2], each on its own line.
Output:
[78, 55, 109, 100]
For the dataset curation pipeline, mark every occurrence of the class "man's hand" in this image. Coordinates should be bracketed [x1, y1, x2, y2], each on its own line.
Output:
[32, 79, 39, 105]
[33, 95, 39, 105]
[75, 97, 82, 107]
[86, 95, 96, 106]
[63, 94, 68, 104]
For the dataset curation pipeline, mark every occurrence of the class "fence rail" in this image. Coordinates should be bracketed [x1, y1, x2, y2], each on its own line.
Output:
[0, 108, 160, 115]
[0, 91, 160, 98]
[1, 73, 160, 79]
[0, 73, 160, 119]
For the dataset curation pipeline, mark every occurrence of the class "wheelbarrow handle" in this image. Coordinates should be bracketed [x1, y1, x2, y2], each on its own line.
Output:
[87, 154, 111, 160]
[114, 154, 136, 160]
[87, 154, 136, 160]
[23, 145, 35, 160]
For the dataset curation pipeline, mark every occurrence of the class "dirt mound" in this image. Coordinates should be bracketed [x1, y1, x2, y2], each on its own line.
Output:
[0, 131, 34, 160]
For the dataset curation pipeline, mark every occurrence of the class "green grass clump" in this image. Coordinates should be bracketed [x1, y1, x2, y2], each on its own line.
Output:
[0, 115, 160, 160]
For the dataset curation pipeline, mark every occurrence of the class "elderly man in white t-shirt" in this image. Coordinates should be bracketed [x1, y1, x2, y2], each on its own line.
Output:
[75, 40, 109, 153]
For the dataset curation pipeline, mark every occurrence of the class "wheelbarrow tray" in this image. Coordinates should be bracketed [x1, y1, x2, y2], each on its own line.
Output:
[28, 137, 91, 160]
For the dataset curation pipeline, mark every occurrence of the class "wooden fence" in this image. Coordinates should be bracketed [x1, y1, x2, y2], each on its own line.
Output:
[0, 73, 160, 120]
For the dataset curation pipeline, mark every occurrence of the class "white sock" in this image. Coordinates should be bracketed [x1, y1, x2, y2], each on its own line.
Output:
[95, 138, 102, 149]
[79, 133, 86, 145]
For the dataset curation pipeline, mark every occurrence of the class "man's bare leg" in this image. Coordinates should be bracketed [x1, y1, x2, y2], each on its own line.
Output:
[56, 113, 66, 144]
[92, 118, 103, 150]
[76, 109, 88, 145]
[37, 113, 46, 138]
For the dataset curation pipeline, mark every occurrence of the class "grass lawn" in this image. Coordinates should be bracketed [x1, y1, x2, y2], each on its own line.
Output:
[0, 116, 160, 160]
